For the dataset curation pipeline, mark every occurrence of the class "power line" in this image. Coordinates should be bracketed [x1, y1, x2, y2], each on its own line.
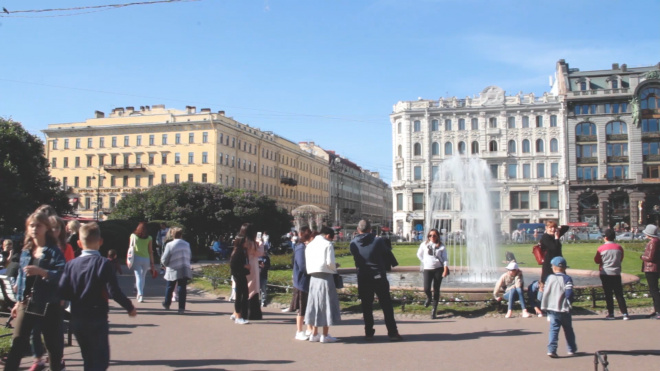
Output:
[0, 0, 199, 17]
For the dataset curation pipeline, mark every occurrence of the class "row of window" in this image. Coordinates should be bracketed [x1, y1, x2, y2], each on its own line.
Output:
[404, 138, 560, 157]
[400, 115, 559, 133]
[53, 132, 210, 150]
[51, 151, 212, 168]
[575, 121, 628, 136]
[575, 165, 630, 180]
[573, 103, 628, 116]
[395, 190, 558, 211]
[405, 162, 560, 181]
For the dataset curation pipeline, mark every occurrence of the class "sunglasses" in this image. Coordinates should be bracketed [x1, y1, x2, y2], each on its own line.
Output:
[428, 234, 439, 238]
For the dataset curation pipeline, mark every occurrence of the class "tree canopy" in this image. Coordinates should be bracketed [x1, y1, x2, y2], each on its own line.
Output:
[0, 118, 71, 234]
[109, 182, 292, 253]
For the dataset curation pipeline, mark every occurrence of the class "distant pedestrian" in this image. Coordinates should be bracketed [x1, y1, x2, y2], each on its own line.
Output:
[161, 228, 192, 314]
[541, 257, 577, 358]
[155, 223, 169, 258]
[594, 229, 629, 320]
[350, 220, 402, 341]
[58, 222, 136, 371]
[66, 219, 81, 257]
[305, 226, 341, 343]
[230, 223, 254, 325]
[416, 228, 448, 319]
[129, 222, 155, 303]
[540, 221, 570, 284]
[292, 226, 313, 340]
[640, 224, 660, 320]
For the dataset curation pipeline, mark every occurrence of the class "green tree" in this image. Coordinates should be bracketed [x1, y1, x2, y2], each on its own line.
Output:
[110, 182, 292, 254]
[0, 118, 71, 234]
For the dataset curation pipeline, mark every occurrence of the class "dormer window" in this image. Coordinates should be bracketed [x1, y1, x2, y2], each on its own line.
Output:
[577, 77, 590, 91]
[607, 75, 620, 89]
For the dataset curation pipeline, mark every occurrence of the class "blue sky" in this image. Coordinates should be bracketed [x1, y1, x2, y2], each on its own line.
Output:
[1, 0, 659, 183]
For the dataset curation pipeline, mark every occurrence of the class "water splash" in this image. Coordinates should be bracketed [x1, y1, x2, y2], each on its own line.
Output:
[425, 156, 498, 282]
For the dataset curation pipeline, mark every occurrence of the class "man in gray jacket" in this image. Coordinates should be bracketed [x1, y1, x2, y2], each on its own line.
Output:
[350, 220, 403, 341]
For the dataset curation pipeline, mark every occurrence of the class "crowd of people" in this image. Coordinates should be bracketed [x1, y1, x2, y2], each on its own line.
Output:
[1, 208, 659, 367]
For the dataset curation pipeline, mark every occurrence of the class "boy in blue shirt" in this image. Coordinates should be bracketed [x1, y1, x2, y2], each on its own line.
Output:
[58, 222, 137, 370]
[541, 256, 577, 358]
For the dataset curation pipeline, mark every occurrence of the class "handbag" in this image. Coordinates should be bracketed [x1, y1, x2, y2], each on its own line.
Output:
[25, 278, 48, 317]
[127, 235, 136, 269]
[532, 243, 544, 265]
[333, 274, 344, 289]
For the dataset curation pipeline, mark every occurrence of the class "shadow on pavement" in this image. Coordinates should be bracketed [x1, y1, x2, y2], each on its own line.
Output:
[340, 328, 541, 344]
[109, 358, 294, 368]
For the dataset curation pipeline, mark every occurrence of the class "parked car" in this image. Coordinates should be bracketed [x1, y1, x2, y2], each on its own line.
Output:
[616, 232, 635, 241]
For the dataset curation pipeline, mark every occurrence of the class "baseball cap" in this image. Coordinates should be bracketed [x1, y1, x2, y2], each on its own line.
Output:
[506, 261, 519, 270]
[550, 256, 568, 268]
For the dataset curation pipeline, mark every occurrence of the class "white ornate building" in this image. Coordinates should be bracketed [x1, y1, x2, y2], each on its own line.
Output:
[390, 86, 568, 238]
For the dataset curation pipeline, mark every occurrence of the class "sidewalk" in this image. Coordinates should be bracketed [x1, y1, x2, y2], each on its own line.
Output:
[38, 265, 659, 370]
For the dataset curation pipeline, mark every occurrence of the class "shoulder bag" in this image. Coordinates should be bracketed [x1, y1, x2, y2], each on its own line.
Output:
[532, 243, 544, 265]
[25, 277, 48, 317]
[126, 235, 136, 269]
[333, 274, 344, 289]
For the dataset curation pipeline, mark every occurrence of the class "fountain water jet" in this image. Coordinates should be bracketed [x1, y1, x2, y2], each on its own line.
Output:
[426, 156, 499, 283]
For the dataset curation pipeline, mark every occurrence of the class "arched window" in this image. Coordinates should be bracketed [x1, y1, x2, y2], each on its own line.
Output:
[445, 142, 453, 155]
[536, 139, 544, 153]
[413, 143, 421, 156]
[397, 122, 402, 133]
[471, 141, 479, 154]
[550, 138, 558, 153]
[576, 122, 597, 136]
[458, 141, 466, 155]
[431, 120, 439, 131]
[508, 140, 516, 154]
[606, 121, 627, 135]
[413, 120, 421, 132]
[507, 117, 516, 128]
[640, 87, 660, 109]
[431, 142, 440, 156]
[522, 139, 530, 153]
[471, 118, 479, 130]
[489, 140, 498, 152]
[489, 117, 497, 128]
[397, 145, 402, 157]
[458, 119, 466, 130]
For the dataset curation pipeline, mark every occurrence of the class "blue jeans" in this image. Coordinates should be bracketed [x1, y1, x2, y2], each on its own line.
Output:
[547, 311, 577, 354]
[527, 281, 541, 309]
[260, 276, 268, 305]
[503, 288, 526, 311]
[132, 256, 151, 297]
[71, 318, 110, 371]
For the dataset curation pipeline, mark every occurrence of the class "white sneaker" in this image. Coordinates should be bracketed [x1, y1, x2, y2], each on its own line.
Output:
[235, 318, 249, 325]
[305, 330, 312, 336]
[321, 334, 339, 343]
[230, 314, 236, 321]
[173, 294, 178, 302]
[308, 333, 321, 342]
[522, 311, 531, 318]
[137, 295, 144, 303]
[281, 308, 291, 312]
[295, 331, 309, 341]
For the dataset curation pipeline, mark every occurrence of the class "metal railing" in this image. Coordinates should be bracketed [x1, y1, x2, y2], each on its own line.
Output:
[593, 350, 660, 371]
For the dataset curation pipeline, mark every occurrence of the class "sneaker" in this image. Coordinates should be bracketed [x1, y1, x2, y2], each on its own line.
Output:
[305, 329, 312, 336]
[567, 351, 575, 356]
[235, 318, 249, 325]
[604, 314, 616, 320]
[173, 295, 178, 302]
[388, 333, 404, 342]
[365, 329, 375, 341]
[308, 333, 321, 342]
[281, 308, 291, 313]
[320, 334, 338, 343]
[137, 295, 144, 303]
[28, 360, 46, 371]
[294, 331, 309, 341]
[622, 314, 630, 321]
[177, 309, 185, 315]
[537, 313, 543, 318]
[522, 311, 530, 318]
[230, 314, 236, 321]
[547, 352, 558, 358]
[161, 302, 170, 310]
[505, 310, 512, 318]
[60, 360, 66, 371]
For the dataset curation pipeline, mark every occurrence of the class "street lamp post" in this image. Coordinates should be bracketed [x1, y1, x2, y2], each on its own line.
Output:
[91, 168, 105, 221]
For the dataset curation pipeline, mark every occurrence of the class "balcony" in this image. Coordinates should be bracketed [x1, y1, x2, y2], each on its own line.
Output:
[606, 156, 629, 163]
[576, 135, 597, 142]
[574, 178, 635, 185]
[643, 154, 660, 162]
[280, 177, 298, 186]
[576, 157, 598, 164]
[606, 134, 628, 141]
[103, 164, 146, 172]
[642, 133, 660, 140]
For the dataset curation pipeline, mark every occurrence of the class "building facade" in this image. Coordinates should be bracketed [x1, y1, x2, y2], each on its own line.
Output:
[299, 142, 393, 234]
[43, 105, 329, 219]
[556, 60, 660, 230]
[391, 86, 568, 238]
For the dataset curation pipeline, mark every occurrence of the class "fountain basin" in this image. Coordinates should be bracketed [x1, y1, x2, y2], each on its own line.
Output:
[338, 266, 640, 300]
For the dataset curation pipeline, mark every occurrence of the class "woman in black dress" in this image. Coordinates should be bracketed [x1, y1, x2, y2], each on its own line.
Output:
[539, 220, 569, 284]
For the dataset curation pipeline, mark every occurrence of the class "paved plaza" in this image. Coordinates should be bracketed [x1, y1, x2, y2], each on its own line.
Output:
[26, 264, 658, 370]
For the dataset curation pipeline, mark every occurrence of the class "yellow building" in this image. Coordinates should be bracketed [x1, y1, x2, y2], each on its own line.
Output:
[42, 105, 329, 219]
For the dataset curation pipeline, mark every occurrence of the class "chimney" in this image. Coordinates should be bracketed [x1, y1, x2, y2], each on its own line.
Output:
[621, 64, 627, 72]
[201, 108, 211, 113]
[126, 106, 134, 114]
[218, 110, 225, 116]
[186, 106, 196, 114]
[612, 63, 619, 70]
[94, 110, 105, 118]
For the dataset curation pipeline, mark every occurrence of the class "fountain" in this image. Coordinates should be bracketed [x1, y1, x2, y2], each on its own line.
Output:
[426, 156, 499, 283]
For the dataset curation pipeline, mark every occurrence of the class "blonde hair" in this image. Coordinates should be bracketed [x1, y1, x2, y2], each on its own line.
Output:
[171, 227, 183, 239]
[79, 222, 101, 246]
[2, 240, 12, 251]
[67, 219, 81, 234]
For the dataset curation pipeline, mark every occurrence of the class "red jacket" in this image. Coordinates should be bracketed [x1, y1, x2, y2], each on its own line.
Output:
[641, 237, 659, 273]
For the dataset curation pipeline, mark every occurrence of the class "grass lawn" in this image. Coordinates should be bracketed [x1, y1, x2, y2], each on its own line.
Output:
[192, 240, 655, 317]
